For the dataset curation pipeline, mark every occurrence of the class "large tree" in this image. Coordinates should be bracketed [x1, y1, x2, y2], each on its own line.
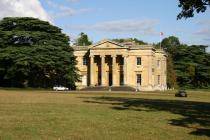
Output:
[75, 32, 92, 46]
[112, 38, 148, 45]
[0, 17, 79, 88]
[166, 55, 178, 89]
[177, 0, 210, 19]
[161, 36, 210, 89]
[161, 36, 180, 54]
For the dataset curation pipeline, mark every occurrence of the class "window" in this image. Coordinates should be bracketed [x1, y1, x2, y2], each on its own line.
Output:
[158, 75, 160, 85]
[136, 74, 141, 85]
[157, 60, 160, 68]
[137, 57, 141, 65]
[83, 57, 87, 65]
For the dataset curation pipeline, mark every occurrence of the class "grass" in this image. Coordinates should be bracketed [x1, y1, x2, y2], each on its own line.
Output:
[0, 90, 210, 140]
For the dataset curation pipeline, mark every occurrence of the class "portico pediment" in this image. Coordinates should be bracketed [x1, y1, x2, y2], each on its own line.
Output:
[90, 40, 128, 50]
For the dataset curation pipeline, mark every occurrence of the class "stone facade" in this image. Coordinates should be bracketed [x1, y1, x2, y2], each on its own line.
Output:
[73, 40, 167, 91]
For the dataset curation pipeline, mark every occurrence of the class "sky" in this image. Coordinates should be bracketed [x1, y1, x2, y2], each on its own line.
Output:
[0, 0, 210, 51]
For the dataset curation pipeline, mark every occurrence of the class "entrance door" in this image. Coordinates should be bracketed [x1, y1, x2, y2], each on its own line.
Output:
[98, 72, 101, 86]
[120, 72, 124, 85]
[109, 72, 112, 86]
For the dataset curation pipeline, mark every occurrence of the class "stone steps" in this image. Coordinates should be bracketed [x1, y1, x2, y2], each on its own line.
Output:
[111, 86, 136, 91]
[80, 86, 136, 92]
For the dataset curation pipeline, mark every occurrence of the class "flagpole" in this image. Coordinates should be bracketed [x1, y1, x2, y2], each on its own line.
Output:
[160, 32, 163, 49]
[160, 35, 161, 49]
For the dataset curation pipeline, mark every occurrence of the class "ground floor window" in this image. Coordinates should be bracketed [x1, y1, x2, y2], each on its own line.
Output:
[83, 57, 87, 65]
[136, 74, 141, 85]
[158, 75, 160, 85]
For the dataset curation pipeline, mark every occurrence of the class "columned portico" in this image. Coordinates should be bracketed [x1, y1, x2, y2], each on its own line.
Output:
[89, 54, 125, 87]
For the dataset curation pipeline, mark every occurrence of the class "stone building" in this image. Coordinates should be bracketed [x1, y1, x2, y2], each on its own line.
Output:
[72, 39, 167, 91]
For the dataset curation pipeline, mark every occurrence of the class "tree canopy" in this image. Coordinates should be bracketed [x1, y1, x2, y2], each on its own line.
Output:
[177, 0, 210, 19]
[166, 54, 178, 89]
[75, 32, 92, 46]
[0, 17, 79, 88]
[161, 36, 210, 89]
[112, 38, 148, 45]
[161, 36, 180, 54]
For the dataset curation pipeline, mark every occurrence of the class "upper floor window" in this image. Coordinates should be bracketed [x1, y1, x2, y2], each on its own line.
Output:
[83, 57, 87, 65]
[137, 57, 141, 65]
[157, 60, 160, 68]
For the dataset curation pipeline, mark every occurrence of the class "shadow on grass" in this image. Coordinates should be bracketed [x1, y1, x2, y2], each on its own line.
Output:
[81, 96, 210, 137]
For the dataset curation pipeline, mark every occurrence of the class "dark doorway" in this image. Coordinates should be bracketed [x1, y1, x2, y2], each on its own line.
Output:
[120, 72, 124, 85]
[109, 72, 112, 86]
[98, 71, 101, 86]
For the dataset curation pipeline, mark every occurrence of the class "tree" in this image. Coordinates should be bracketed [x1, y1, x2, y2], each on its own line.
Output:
[0, 17, 79, 88]
[177, 0, 210, 19]
[75, 32, 92, 46]
[161, 36, 180, 54]
[161, 36, 210, 89]
[112, 38, 148, 45]
[174, 44, 210, 88]
[167, 55, 178, 89]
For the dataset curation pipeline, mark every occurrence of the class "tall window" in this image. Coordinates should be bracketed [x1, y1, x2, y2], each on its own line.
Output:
[158, 75, 160, 85]
[137, 57, 141, 65]
[83, 57, 87, 65]
[157, 60, 160, 68]
[137, 74, 142, 85]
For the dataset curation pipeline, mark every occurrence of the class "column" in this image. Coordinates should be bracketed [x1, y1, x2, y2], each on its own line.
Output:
[101, 55, 106, 86]
[148, 56, 152, 86]
[123, 55, 127, 85]
[90, 55, 95, 86]
[112, 55, 117, 86]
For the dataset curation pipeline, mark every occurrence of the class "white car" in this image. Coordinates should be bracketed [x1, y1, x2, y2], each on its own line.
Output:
[53, 86, 69, 91]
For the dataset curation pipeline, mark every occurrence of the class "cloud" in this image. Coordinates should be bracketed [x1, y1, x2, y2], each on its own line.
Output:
[65, 0, 80, 3]
[67, 19, 158, 36]
[0, 0, 52, 22]
[194, 28, 210, 36]
[196, 19, 210, 26]
[46, 0, 91, 19]
[194, 19, 210, 36]
[194, 19, 210, 44]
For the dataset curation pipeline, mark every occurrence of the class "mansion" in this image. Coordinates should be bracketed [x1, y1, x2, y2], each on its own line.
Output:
[72, 39, 167, 91]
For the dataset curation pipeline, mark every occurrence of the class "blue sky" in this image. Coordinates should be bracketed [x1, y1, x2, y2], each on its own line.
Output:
[1, 0, 210, 51]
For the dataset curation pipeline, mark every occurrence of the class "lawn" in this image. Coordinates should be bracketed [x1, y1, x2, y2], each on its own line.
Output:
[0, 89, 210, 140]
